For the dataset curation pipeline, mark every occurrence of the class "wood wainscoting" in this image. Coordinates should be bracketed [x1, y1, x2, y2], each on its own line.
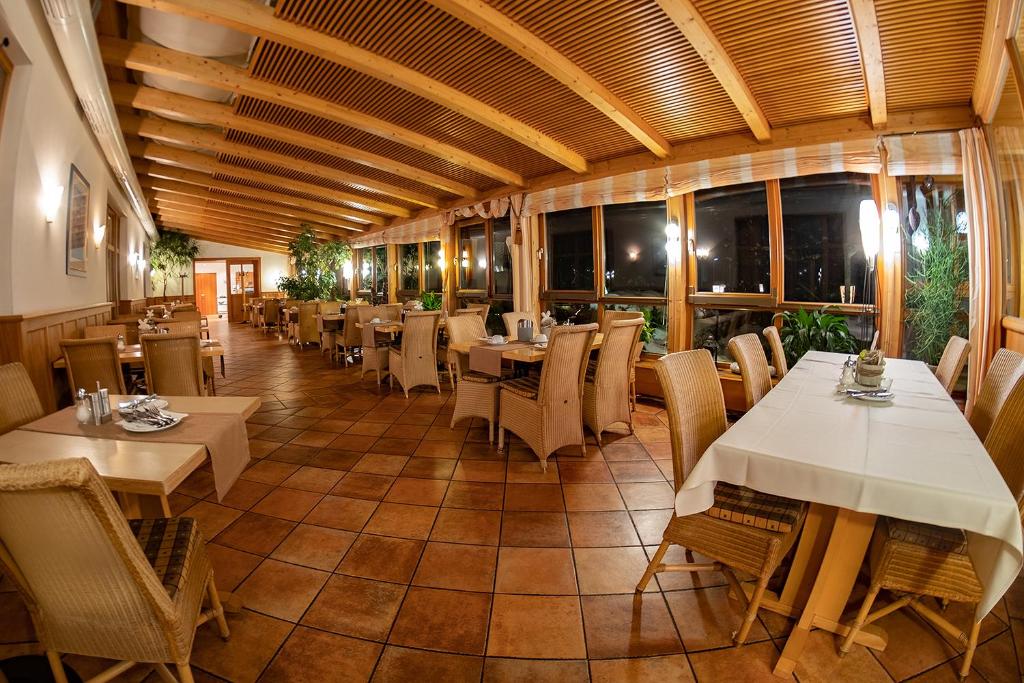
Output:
[1004, 316, 1024, 353]
[118, 298, 148, 315]
[146, 295, 196, 306]
[0, 302, 113, 411]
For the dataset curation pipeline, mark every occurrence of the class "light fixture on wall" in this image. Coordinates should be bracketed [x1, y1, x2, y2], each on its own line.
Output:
[858, 199, 880, 265]
[342, 261, 353, 280]
[93, 222, 106, 249]
[694, 246, 710, 259]
[40, 184, 64, 223]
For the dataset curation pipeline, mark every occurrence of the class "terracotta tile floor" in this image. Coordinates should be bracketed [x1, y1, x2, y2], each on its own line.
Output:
[1, 318, 1021, 682]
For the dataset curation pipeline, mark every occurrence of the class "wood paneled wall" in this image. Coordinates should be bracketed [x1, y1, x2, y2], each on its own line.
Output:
[0, 302, 113, 411]
[1003, 316, 1024, 353]
[119, 298, 148, 314]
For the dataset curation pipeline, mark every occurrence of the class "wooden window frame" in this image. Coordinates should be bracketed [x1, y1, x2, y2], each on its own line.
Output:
[455, 217, 514, 305]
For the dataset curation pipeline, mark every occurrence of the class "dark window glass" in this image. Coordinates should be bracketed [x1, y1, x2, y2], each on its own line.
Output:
[492, 217, 513, 297]
[692, 308, 774, 364]
[546, 208, 594, 291]
[399, 243, 419, 292]
[602, 201, 668, 297]
[372, 245, 387, 302]
[423, 241, 442, 292]
[605, 303, 667, 354]
[357, 249, 372, 294]
[694, 182, 770, 294]
[458, 225, 487, 291]
[547, 302, 598, 325]
[781, 172, 874, 303]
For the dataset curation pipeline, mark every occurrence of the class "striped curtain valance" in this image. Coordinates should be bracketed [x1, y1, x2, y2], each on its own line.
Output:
[348, 214, 444, 249]
[885, 132, 962, 177]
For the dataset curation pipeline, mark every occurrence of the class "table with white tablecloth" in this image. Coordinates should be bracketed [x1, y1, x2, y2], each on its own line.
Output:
[675, 350, 1022, 676]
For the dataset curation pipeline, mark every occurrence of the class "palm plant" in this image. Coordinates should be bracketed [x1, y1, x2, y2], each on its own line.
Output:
[149, 230, 199, 297]
[776, 307, 858, 365]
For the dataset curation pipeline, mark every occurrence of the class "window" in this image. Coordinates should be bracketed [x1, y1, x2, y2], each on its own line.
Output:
[694, 183, 770, 294]
[781, 172, 874, 303]
[458, 224, 488, 292]
[548, 302, 598, 325]
[357, 245, 388, 303]
[456, 218, 514, 316]
[423, 241, 443, 292]
[492, 217, 512, 297]
[692, 308, 775, 363]
[603, 201, 667, 297]
[605, 302, 668, 354]
[398, 243, 419, 293]
[545, 207, 594, 292]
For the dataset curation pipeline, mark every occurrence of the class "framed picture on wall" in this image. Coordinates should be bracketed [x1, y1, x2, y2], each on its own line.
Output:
[66, 164, 89, 276]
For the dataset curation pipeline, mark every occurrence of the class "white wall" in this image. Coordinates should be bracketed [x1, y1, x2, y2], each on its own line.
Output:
[194, 240, 290, 294]
[0, 1, 150, 315]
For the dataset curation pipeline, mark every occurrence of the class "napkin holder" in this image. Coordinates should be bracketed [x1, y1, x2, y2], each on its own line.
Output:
[516, 318, 534, 342]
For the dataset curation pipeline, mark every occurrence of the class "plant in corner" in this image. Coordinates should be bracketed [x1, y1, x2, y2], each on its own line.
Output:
[775, 307, 858, 366]
[276, 227, 352, 301]
[419, 291, 442, 311]
[149, 230, 199, 298]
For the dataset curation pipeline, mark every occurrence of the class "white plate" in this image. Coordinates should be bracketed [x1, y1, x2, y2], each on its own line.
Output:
[117, 410, 188, 433]
[534, 342, 548, 349]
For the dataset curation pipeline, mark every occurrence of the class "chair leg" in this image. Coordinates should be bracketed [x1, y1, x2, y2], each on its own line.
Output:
[153, 664, 177, 683]
[636, 540, 670, 592]
[840, 584, 881, 656]
[734, 575, 769, 645]
[498, 426, 505, 452]
[176, 664, 195, 683]
[46, 651, 69, 683]
[488, 420, 494, 444]
[207, 577, 230, 639]
[960, 619, 982, 681]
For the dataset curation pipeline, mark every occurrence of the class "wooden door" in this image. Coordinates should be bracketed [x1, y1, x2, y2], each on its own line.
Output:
[195, 273, 219, 317]
[227, 259, 260, 322]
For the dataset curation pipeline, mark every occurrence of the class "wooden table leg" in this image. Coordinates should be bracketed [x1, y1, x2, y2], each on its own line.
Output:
[774, 508, 884, 677]
[117, 492, 172, 518]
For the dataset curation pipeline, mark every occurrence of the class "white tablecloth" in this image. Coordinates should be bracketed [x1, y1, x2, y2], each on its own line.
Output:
[675, 350, 1022, 616]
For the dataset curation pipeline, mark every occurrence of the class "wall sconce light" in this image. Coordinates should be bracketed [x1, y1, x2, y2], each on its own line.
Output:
[858, 199, 880, 265]
[127, 251, 138, 268]
[93, 223, 106, 249]
[40, 184, 64, 223]
[342, 261, 353, 279]
[694, 246, 710, 259]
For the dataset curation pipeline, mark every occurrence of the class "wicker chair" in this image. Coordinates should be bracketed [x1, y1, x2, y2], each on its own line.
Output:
[295, 302, 320, 349]
[171, 309, 201, 323]
[635, 350, 807, 645]
[935, 336, 971, 395]
[84, 324, 127, 340]
[502, 311, 532, 338]
[840, 377, 1024, 679]
[498, 323, 597, 471]
[465, 303, 490, 333]
[157, 320, 202, 336]
[261, 299, 282, 336]
[336, 306, 363, 367]
[449, 314, 501, 442]
[359, 319, 391, 387]
[381, 303, 404, 321]
[762, 326, 788, 379]
[728, 333, 773, 409]
[319, 301, 342, 316]
[141, 333, 208, 396]
[59, 338, 126, 395]
[0, 362, 45, 435]
[967, 348, 1024, 441]
[597, 311, 644, 408]
[389, 311, 441, 397]
[0, 458, 229, 683]
[584, 318, 643, 444]
[599, 310, 643, 336]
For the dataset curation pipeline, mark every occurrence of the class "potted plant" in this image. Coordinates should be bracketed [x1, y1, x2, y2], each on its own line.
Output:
[419, 291, 443, 311]
[276, 227, 352, 301]
[149, 230, 199, 298]
[776, 307, 858, 366]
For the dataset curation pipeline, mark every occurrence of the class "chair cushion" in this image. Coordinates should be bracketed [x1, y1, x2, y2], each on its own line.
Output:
[884, 517, 968, 554]
[501, 376, 540, 399]
[129, 517, 197, 599]
[462, 371, 501, 384]
[706, 483, 803, 534]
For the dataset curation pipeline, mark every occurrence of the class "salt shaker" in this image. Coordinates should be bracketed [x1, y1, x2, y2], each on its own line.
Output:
[117, 334, 126, 351]
[841, 356, 856, 386]
[75, 388, 92, 424]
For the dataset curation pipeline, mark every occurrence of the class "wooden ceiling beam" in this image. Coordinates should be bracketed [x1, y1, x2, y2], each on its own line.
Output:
[138, 176, 363, 233]
[425, 0, 671, 159]
[152, 208, 302, 245]
[157, 226, 292, 254]
[120, 110, 435, 210]
[848, 0, 887, 127]
[125, 132, 409, 220]
[134, 160, 375, 228]
[99, 36, 526, 186]
[109, 81, 477, 197]
[148, 191, 333, 234]
[972, 0, 1023, 122]
[149, 199, 326, 241]
[655, 0, 772, 142]
[116, 0, 589, 173]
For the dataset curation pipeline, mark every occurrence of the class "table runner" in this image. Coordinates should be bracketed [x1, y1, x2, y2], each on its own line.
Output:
[676, 351, 1022, 617]
[21, 408, 250, 501]
[469, 342, 529, 376]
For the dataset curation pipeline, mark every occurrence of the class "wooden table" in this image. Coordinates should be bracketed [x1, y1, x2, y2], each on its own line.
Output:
[448, 333, 603, 363]
[53, 341, 227, 377]
[0, 395, 260, 517]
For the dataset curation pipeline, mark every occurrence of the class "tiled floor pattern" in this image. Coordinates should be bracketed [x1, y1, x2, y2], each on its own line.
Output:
[1, 318, 1022, 682]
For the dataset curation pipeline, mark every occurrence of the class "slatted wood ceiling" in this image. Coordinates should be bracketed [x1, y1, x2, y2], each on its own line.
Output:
[99, 0, 992, 252]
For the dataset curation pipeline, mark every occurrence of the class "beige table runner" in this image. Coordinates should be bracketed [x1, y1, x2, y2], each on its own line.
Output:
[21, 408, 250, 501]
[469, 342, 529, 376]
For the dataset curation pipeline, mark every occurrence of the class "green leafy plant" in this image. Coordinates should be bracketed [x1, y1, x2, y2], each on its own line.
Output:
[904, 199, 969, 365]
[419, 291, 442, 311]
[149, 230, 199, 297]
[775, 307, 858, 365]
[276, 227, 352, 301]
[639, 309, 654, 344]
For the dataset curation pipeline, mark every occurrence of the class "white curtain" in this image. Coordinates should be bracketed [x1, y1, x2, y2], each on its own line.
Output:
[960, 127, 1004, 412]
[886, 131, 962, 176]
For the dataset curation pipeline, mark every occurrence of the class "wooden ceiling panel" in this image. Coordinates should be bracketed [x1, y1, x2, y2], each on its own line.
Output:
[690, 0, 867, 127]
[271, 0, 644, 165]
[875, 0, 986, 112]
[232, 95, 507, 192]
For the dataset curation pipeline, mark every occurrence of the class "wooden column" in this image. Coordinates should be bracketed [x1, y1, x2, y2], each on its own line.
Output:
[874, 148, 903, 357]
[443, 223, 458, 316]
[667, 194, 689, 352]
[386, 243, 399, 303]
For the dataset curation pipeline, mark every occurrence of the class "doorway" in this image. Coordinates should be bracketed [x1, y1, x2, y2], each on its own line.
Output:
[192, 258, 260, 322]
